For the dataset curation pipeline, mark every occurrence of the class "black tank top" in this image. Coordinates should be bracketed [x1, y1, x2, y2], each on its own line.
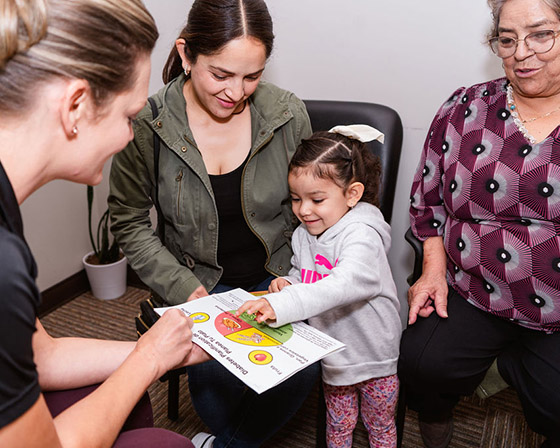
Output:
[209, 157, 268, 288]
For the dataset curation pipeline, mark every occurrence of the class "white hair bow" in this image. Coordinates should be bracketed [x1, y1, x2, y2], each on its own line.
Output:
[328, 124, 385, 144]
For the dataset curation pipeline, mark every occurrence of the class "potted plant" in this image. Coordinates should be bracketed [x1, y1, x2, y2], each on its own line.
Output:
[82, 185, 127, 300]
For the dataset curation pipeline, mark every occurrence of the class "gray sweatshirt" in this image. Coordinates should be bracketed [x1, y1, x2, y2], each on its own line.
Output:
[266, 202, 401, 386]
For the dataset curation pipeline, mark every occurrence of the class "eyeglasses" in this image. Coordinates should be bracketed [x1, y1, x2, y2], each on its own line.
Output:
[488, 29, 560, 58]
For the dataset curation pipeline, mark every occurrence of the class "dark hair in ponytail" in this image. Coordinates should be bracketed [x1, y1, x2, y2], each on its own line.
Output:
[162, 0, 273, 83]
[289, 131, 382, 207]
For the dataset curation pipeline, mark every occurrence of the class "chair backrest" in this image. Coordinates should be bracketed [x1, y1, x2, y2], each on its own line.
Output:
[303, 100, 403, 224]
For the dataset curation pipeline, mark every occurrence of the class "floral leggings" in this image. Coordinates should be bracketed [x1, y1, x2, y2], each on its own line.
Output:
[323, 374, 399, 448]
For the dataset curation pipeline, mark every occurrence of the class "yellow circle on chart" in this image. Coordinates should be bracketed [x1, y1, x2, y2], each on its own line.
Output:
[190, 312, 210, 323]
[248, 350, 273, 365]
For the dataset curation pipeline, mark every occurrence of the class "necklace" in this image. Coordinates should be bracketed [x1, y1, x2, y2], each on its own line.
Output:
[506, 85, 537, 144]
[507, 84, 560, 124]
[521, 107, 560, 124]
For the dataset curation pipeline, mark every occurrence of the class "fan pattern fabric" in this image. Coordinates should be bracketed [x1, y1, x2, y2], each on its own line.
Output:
[410, 77, 560, 333]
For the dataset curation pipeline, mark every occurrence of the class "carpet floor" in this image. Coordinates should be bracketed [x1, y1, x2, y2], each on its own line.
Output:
[40, 287, 545, 447]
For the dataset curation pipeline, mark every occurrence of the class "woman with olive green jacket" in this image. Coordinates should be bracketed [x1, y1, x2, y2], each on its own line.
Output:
[108, 74, 312, 306]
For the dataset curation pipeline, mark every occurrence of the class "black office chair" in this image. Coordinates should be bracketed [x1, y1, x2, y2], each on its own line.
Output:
[303, 100, 403, 448]
[303, 100, 403, 223]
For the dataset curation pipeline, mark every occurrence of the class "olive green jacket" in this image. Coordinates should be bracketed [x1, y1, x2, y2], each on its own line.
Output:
[108, 75, 312, 305]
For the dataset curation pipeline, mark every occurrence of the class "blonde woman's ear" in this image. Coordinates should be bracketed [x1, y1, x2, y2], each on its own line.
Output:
[60, 78, 89, 138]
[346, 181, 365, 207]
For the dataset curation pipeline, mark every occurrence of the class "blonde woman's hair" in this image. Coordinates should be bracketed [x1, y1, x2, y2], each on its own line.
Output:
[0, 0, 158, 116]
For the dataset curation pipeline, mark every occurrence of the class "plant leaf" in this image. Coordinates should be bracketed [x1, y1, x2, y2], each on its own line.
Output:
[87, 186, 99, 258]
[108, 239, 121, 263]
[97, 209, 111, 264]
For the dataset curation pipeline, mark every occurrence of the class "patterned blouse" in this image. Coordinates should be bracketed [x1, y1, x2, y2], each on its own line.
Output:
[410, 77, 560, 333]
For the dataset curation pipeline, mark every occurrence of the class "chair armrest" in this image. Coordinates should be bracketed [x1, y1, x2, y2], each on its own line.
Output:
[404, 228, 423, 286]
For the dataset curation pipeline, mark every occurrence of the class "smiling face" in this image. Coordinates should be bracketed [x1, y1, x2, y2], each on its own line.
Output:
[288, 168, 355, 237]
[182, 37, 266, 120]
[499, 0, 560, 98]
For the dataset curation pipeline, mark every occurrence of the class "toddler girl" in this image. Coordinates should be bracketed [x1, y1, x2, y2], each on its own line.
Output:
[237, 125, 402, 447]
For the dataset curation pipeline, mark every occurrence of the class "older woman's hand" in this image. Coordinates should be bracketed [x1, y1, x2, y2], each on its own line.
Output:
[408, 273, 448, 325]
[407, 236, 449, 325]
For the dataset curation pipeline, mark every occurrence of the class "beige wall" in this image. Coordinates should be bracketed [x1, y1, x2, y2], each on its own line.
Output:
[21, 165, 111, 291]
[25, 0, 502, 317]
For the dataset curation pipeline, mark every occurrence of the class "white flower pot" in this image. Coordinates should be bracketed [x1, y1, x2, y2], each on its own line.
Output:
[82, 251, 127, 300]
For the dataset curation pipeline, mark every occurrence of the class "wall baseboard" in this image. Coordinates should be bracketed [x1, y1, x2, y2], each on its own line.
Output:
[38, 270, 89, 317]
[39, 266, 148, 317]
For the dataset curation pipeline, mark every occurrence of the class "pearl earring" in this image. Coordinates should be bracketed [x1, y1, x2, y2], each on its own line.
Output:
[72, 126, 78, 135]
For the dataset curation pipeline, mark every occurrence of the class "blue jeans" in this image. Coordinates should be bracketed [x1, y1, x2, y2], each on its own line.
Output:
[187, 276, 321, 447]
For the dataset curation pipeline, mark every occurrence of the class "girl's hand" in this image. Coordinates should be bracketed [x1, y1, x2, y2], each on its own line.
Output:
[268, 277, 290, 293]
[187, 285, 209, 302]
[236, 298, 276, 324]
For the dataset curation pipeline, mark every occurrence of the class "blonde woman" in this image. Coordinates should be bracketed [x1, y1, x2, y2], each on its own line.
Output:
[0, 1, 207, 446]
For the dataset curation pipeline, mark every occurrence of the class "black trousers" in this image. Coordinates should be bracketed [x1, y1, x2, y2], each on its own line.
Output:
[398, 287, 560, 440]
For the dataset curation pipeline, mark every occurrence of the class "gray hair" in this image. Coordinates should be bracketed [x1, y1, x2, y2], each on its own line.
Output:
[0, 0, 158, 116]
[487, 0, 560, 38]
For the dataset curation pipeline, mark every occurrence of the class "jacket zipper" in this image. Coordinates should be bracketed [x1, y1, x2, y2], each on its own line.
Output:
[240, 133, 274, 267]
[176, 169, 183, 218]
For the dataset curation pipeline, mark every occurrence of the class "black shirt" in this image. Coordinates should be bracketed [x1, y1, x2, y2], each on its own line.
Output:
[209, 158, 268, 289]
[0, 161, 41, 428]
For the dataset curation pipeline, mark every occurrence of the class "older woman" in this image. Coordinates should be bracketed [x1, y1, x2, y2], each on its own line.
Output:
[398, 0, 560, 447]
[0, 1, 207, 446]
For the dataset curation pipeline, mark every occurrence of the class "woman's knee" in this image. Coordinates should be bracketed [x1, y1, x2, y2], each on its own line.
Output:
[398, 325, 454, 386]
